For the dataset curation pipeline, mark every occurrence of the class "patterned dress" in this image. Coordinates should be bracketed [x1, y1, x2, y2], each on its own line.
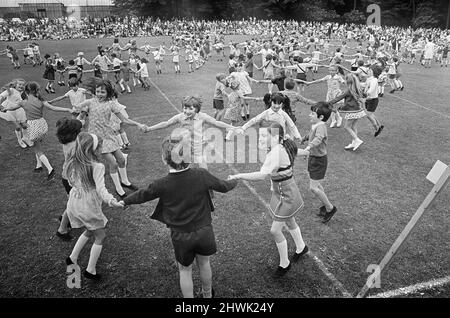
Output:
[77, 98, 123, 153]
[224, 91, 243, 122]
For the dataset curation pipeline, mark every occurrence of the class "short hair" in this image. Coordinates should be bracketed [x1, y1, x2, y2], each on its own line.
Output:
[311, 102, 332, 122]
[161, 135, 190, 170]
[370, 65, 383, 78]
[285, 79, 295, 90]
[56, 117, 82, 144]
[215, 73, 226, 81]
[68, 77, 79, 87]
[182, 95, 202, 112]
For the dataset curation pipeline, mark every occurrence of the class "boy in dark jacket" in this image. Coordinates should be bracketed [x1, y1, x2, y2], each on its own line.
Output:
[121, 135, 237, 298]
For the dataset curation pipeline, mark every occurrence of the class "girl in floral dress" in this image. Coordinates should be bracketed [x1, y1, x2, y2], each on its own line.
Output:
[73, 79, 146, 198]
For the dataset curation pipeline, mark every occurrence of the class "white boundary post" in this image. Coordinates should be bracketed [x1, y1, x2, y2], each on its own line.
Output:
[357, 161, 450, 298]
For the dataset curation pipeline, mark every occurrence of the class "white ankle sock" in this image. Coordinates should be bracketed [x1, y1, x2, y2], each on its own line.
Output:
[39, 154, 53, 173]
[70, 233, 90, 263]
[289, 227, 306, 253]
[120, 132, 129, 144]
[118, 167, 131, 185]
[35, 154, 42, 168]
[86, 243, 103, 275]
[275, 239, 290, 268]
[110, 172, 124, 194]
[15, 130, 22, 142]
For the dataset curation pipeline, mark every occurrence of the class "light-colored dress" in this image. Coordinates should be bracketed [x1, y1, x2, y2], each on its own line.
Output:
[66, 162, 114, 230]
[76, 98, 123, 153]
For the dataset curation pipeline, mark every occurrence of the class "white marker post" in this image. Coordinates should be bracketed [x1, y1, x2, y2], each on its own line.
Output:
[357, 160, 450, 298]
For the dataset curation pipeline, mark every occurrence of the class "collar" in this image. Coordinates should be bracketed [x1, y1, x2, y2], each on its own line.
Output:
[267, 108, 282, 115]
[169, 166, 190, 174]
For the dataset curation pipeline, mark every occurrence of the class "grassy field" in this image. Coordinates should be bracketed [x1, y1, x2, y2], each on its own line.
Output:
[0, 35, 449, 298]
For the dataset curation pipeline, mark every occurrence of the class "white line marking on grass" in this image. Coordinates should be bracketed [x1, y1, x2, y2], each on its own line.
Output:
[387, 94, 450, 120]
[148, 76, 353, 298]
[368, 275, 450, 298]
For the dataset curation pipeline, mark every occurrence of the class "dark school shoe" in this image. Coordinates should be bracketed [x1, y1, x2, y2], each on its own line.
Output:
[291, 245, 309, 263]
[65, 256, 74, 266]
[121, 183, 138, 191]
[83, 270, 102, 281]
[47, 169, 56, 181]
[374, 125, 384, 137]
[56, 231, 73, 241]
[322, 206, 338, 224]
[116, 190, 127, 200]
[58, 215, 72, 229]
[272, 263, 291, 278]
[317, 205, 326, 217]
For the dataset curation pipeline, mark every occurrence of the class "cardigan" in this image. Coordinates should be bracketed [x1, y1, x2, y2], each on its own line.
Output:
[123, 168, 237, 233]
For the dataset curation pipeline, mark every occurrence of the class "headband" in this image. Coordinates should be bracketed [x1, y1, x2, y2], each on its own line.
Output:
[90, 133, 98, 151]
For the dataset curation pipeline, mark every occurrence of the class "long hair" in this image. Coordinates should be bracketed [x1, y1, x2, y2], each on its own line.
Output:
[345, 73, 364, 107]
[66, 132, 102, 191]
[24, 81, 44, 101]
[1, 78, 25, 94]
[268, 122, 298, 166]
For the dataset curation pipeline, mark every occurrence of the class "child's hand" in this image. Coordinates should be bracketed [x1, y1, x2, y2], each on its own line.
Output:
[110, 199, 124, 208]
[227, 175, 238, 181]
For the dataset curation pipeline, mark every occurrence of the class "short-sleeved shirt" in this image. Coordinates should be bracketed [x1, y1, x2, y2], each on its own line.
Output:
[167, 112, 218, 148]
[213, 81, 226, 100]
[229, 71, 252, 95]
[65, 88, 86, 106]
[21, 94, 44, 120]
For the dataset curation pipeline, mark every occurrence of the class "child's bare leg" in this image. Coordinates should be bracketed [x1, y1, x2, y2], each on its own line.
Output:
[178, 263, 194, 298]
[196, 255, 213, 298]
[309, 179, 333, 211]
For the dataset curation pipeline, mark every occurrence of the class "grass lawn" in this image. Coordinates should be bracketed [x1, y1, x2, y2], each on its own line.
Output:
[0, 35, 449, 298]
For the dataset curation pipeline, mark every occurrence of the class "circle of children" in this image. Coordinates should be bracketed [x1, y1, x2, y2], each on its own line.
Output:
[1, 18, 448, 298]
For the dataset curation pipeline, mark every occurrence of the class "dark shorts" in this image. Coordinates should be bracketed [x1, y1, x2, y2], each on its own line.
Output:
[388, 74, 396, 79]
[213, 99, 224, 110]
[296, 73, 307, 81]
[308, 155, 328, 181]
[171, 224, 217, 267]
[365, 98, 379, 112]
[68, 73, 78, 80]
[62, 178, 72, 194]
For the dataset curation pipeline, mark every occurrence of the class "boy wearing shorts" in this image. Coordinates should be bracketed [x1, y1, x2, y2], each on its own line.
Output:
[122, 135, 237, 298]
[302, 102, 337, 223]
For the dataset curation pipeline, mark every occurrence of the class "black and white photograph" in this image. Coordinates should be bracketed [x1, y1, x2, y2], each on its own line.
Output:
[0, 0, 449, 305]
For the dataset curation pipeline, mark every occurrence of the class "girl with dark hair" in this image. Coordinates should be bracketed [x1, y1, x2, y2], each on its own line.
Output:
[229, 122, 309, 278]
[7, 81, 73, 179]
[73, 79, 147, 198]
